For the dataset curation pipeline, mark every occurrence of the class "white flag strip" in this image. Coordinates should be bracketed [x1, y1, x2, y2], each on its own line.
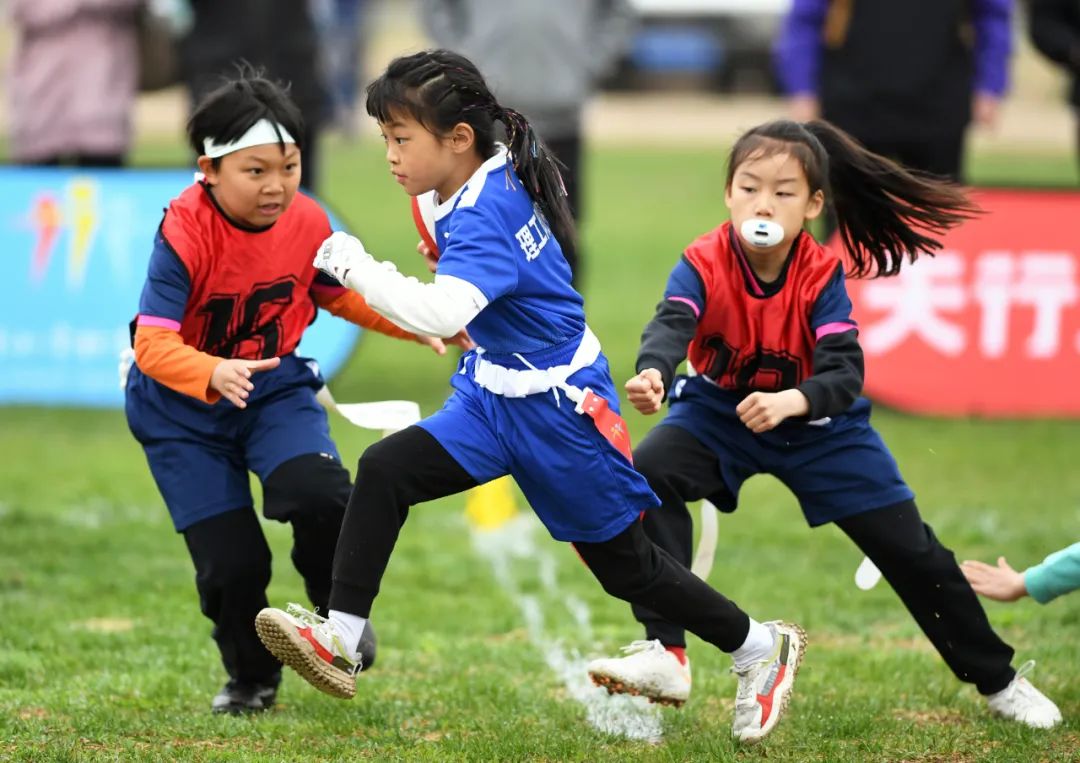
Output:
[315, 386, 421, 433]
[691, 500, 719, 581]
[855, 555, 883, 590]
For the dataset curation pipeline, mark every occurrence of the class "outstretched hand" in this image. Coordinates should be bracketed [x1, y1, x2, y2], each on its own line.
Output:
[210, 357, 281, 408]
[961, 557, 1028, 602]
[625, 369, 664, 415]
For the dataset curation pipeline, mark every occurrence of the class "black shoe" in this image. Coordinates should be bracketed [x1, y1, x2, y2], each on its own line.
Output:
[357, 620, 377, 672]
[211, 678, 279, 715]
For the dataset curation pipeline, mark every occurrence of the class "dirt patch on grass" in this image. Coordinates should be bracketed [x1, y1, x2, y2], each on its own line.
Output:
[891, 708, 967, 726]
[75, 618, 135, 633]
[813, 630, 937, 655]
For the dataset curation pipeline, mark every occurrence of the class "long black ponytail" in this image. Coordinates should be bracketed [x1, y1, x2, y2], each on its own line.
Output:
[365, 49, 576, 250]
[726, 119, 980, 277]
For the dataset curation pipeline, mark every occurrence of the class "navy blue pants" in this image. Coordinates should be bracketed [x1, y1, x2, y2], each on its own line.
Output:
[630, 421, 1016, 696]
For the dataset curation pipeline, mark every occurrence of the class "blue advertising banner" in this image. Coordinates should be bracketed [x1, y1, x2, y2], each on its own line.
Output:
[0, 167, 359, 407]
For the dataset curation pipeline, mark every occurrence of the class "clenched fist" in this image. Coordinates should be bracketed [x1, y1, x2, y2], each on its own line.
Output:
[625, 368, 665, 415]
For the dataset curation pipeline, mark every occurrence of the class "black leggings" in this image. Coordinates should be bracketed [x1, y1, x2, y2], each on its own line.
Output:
[182, 453, 352, 684]
[329, 425, 754, 652]
[630, 424, 1016, 695]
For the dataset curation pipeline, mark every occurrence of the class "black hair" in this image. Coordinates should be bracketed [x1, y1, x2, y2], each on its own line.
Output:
[187, 66, 305, 165]
[725, 119, 980, 278]
[365, 49, 575, 249]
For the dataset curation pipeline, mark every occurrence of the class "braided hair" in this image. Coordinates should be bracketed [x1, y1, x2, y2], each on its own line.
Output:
[366, 49, 576, 250]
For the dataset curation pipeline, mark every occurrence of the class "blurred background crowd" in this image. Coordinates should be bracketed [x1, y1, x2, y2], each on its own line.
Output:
[1, 0, 1077, 189]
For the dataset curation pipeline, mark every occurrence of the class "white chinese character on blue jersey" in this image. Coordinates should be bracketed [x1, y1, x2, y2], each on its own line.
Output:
[514, 208, 551, 261]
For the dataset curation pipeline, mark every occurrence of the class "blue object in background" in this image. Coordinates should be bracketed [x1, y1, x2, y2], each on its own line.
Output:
[630, 26, 725, 74]
[0, 167, 359, 407]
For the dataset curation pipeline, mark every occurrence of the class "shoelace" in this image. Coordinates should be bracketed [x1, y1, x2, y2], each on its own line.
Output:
[618, 639, 665, 656]
[286, 602, 327, 625]
[285, 603, 363, 674]
[1002, 659, 1037, 702]
[729, 642, 780, 703]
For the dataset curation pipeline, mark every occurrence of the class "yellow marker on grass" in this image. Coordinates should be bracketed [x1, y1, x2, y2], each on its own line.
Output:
[465, 476, 518, 530]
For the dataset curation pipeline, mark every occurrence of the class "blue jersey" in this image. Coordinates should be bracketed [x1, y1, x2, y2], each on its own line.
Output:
[417, 147, 659, 542]
[433, 148, 585, 361]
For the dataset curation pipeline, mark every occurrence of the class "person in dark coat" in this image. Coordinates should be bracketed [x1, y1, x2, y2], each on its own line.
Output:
[774, 0, 1013, 182]
[1028, 0, 1080, 175]
[179, 0, 330, 191]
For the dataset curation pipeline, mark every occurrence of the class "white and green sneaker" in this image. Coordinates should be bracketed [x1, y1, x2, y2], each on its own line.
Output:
[254, 603, 360, 699]
[731, 621, 807, 744]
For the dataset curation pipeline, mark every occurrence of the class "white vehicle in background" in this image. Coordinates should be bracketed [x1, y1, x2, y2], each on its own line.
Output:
[613, 0, 790, 92]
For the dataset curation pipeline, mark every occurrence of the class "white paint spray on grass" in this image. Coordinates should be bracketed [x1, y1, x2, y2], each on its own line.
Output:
[469, 513, 663, 743]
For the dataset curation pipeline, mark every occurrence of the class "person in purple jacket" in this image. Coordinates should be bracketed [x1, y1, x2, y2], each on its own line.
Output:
[773, 0, 1013, 182]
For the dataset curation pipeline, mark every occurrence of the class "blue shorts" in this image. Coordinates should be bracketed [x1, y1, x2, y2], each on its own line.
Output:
[125, 354, 340, 531]
[663, 376, 913, 526]
[420, 352, 660, 543]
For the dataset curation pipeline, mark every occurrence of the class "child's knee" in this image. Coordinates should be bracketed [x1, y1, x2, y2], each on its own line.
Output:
[263, 453, 351, 524]
[354, 439, 412, 491]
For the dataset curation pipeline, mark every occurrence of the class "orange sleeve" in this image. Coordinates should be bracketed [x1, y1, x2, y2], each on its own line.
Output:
[313, 289, 418, 341]
[134, 325, 222, 404]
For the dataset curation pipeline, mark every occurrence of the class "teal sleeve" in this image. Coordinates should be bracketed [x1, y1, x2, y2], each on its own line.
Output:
[1023, 542, 1080, 604]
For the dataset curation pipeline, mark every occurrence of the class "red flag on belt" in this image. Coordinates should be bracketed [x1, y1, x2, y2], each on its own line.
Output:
[575, 387, 634, 463]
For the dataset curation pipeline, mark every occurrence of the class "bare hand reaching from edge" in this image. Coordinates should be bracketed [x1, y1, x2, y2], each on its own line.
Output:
[961, 557, 1028, 602]
[210, 357, 281, 408]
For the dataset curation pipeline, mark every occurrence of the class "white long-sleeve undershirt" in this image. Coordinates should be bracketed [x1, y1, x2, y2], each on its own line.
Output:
[342, 258, 488, 338]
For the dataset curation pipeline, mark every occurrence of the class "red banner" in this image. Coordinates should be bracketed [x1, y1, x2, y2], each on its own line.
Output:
[841, 188, 1080, 417]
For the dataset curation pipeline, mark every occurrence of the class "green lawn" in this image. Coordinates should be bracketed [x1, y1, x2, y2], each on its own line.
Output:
[1, 139, 1078, 761]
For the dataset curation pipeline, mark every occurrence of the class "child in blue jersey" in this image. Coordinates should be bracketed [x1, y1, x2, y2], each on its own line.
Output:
[255, 50, 805, 745]
[585, 119, 1063, 729]
[125, 72, 455, 714]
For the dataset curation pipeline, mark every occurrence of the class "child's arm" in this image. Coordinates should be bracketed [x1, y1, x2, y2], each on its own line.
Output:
[963, 543, 1080, 604]
[634, 256, 704, 396]
[132, 231, 224, 403]
[312, 285, 469, 354]
[314, 230, 492, 339]
[797, 333, 863, 419]
[311, 280, 416, 340]
[799, 264, 863, 419]
[134, 323, 222, 403]
[134, 325, 279, 408]
[1024, 542, 1080, 604]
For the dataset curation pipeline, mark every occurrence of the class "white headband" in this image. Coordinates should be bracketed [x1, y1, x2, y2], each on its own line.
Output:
[202, 118, 296, 159]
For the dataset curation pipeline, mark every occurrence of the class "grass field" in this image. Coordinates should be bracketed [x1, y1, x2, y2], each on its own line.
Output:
[1, 138, 1079, 762]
